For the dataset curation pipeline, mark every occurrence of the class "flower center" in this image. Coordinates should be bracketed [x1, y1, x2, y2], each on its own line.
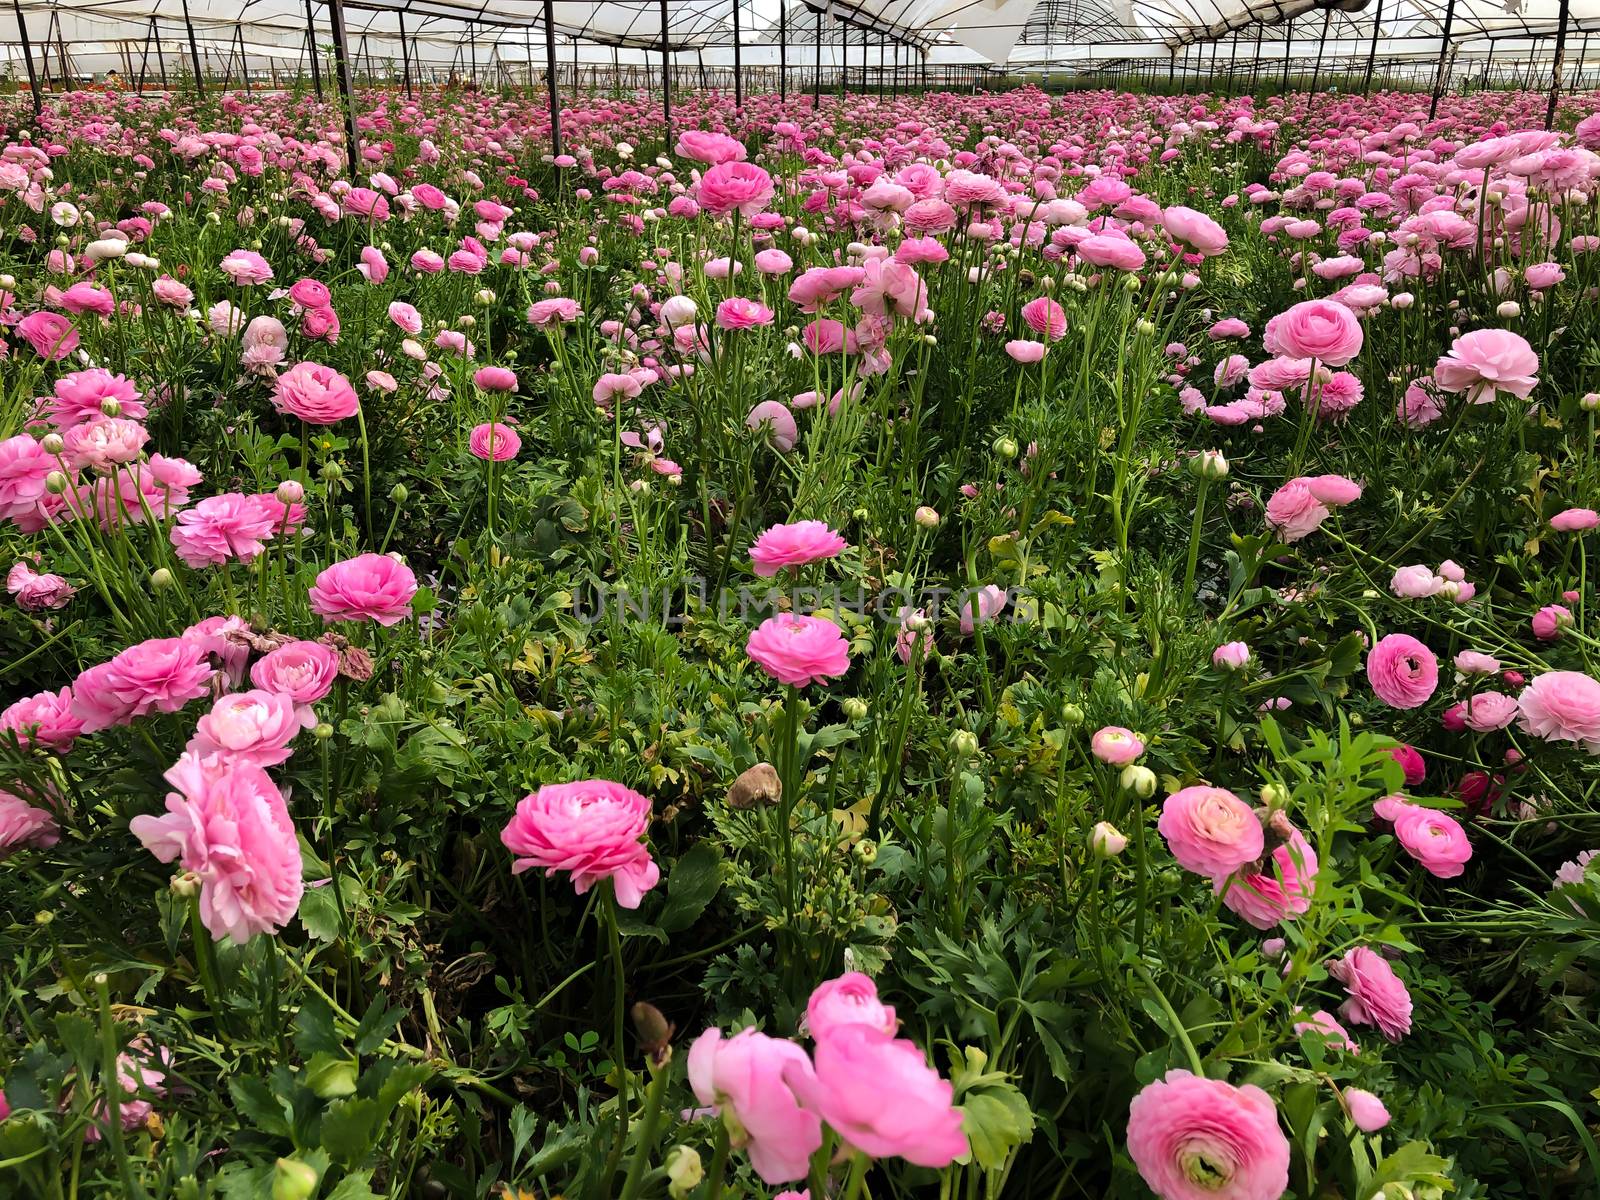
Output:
[1178, 1142, 1233, 1190]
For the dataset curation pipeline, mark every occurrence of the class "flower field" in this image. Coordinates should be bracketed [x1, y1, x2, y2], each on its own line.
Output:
[3, 77, 1600, 1199]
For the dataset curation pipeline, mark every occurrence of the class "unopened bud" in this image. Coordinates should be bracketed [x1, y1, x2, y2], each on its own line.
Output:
[1194, 449, 1229, 480]
[99, 397, 122, 418]
[40, 433, 65, 455]
[319, 462, 344, 483]
[949, 729, 980, 758]
[1091, 821, 1129, 857]
[992, 435, 1018, 459]
[45, 470, 69, 495]
[150, 567, 174, 590]
[914, 505, 940, 528]
[1120, 764, 1158, 798]
[275, 479, 304, 505]
[841, 697, 869, 720]
[271, 1158, 320, 1200]
[665, 1146, 704, 1198]
[1260, 782, 1290, 810]
[313, 723, 334, 741]
[1060, 701, 1085, 727]
[388, 484, 408, 504]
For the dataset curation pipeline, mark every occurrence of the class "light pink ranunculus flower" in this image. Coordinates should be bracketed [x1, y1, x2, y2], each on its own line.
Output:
[273, 362, 360, 425]
[219, 248, 274, 285]
[1158, 786, 1265, 878]
[7, 561, 75, 610]
[1344, 1088, 1390, 1132]
[388, 301, 423, 335]
[186, 689, 301, 768]
[1328, 946, 1412, 1041]
[1365, 634, 1438, 709]
[804, 972, 898, 1041]
[130, 751, 303, 943]
[500, 779, 659, 907]
[62, 418, 149, 473]
[17, 311, 80, 360]
[957, 585, 1008, 635]
[1, 686, 84, 752]
[786, 1023, 968, 1167]
[1301, 473, 1362, 507]
[1532, 604, 1573, 640]
[746, 615, 851, 687]
[71, 637, 215, 733]
[1213, 641, 1251, 670]
[675, 130, 748, 165]
[1263, 480, 1330, 543]
[1126, 1070, 1290, 1200]
[749, 521, 847, 578]
[716, 296, 774, 330]
[1262, 299, 1364, 365]
[251, 640, 339, 723]
[1390, 564, 1444, 599]
[1551, 507, 1599, 532]
[746, 401, 798, 452]
[469, 422, 521, 461]
[1162, 205, 1229, 256]
[1433, 328, 1539, 403]
[1293, 1009, 1358, 1054]
[307, 554, 418, 626]
[1006, 340, 1047, 364]
[1090, 725, 1144, 765]
[0, 787, 59, 858]
[1462, 691, 1519, 733]
[1516, 670, 1600, 753]
[168, 493, 281, 568]
[1375, 796, 1473, 878]
[1217, 827, 1318, 929]
[687, 1028, 821, 1184]
[1020, 296, 1067, 341]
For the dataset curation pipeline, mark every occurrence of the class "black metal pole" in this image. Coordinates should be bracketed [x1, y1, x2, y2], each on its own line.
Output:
[1226, 27, 1239, 95]
[181, 0, 205, 94]
[1548, 0, 1571, 128]
[660, 0, 671, 145]
[1281, 15, 1293, 89]
[732, 0, 742, 109]
[12, 0, 41, 115]
[838, 11, 845, 99]
[1311, 9, 1329, 92]
[542, 0, 561, 153]
[779, 0, 786, 99]
[813, 4, 822, 105]
[325, 0, 359, 173]
[400, 11, 412, 97]
[136, 17, 155, 94]
[1428, 0, 1456, 119]
[1363, 0, 1382, 94]
[305, 0, 323, 99]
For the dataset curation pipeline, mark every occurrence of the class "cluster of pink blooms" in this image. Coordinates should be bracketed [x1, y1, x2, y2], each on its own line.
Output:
[688, 972, 966, 1183]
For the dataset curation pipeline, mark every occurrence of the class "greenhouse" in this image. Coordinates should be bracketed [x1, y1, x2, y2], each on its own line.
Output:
[3, 0, 1600, 1198]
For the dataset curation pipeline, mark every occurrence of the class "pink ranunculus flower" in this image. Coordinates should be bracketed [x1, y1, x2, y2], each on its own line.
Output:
[1462, 691, 1519, 733]
[1158, 786, 1265, 878]
[469, 422, 522, 461]
[251, 640, 339, 724]
[1293, 1009, 1359, 1054]
[473, 365, 518, 393]
[0, 788, 60, 858]
[1020, 296, 1067, 341]
[1162, 205, 1229, 256]
[687, 1028, 821, 1184]
[83, 1038, 170, 1142]
[17, 311, 80, 360]
[1213, 641, 1251, 670]
[675, 130, 748, 165]
[130, 751, 303, 943]
[1532, 604, 1573, 640]
[1263, 480, 1330, 542]
[168, 493, 282, 568]
[1433, 328, 1539, 403]
[746, 615, 850, 687]
[388, 301, 423, 335]
[746, 401, 798, 452]
[1006, 340, 1047, 364]
[273, 362, 360, 425]
[307, 554, 418, 626]
[1344, 1088, 1391, 1132]
[957, 584, 1008, 635]
[1126, 1070, 1290, 1200]
[186, 689, 302, 768]
[1217, 827, 1318, 929]
[62, 419, 149, 473]
[749, 520, 847, 578]
[1262, 299, 1363, 366]
[46, 368, 147, 427]
[1090, 726, 1144, 765]
[1389, 744, 1426, 786]
[1, 687, 84, 752]
[219, 248, 274, 285]
[71, 637, 216, 733]
[716, 297, 774, 331]
[786, 1023, 968, 1167]
[805, 972, 897, 1041]
[7, 561, 75, 610]
[1551, 507, 1600, 532]
[698, 161, 775, 217]
[1375, 796, 1473, 878]
[500, 779, 659, 907]
[1517, 670, 1600, 752]
[1366, 634, 1438, 710]
[1328, 946, 1412, 1041]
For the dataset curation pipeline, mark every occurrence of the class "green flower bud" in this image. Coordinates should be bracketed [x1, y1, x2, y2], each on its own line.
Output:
[271, 1158, 320, 1200]
[1120, 764, 1158, 798]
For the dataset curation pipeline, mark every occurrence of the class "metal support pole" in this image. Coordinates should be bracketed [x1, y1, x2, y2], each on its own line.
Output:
[469, 21, 477, 83]
[659, 0, 671, 145]
[813, 3, 822, 105]
[1282, 15, 1293, 90]
[181, 0, 204, 94]
[400, 11, 412, 96]
[305, 0, 323, 99]
[325, 0, 360, 174]
[1548, 0, 1571, 128]
[1363, 0, 1382, 94]
[1428, 0, 1456, 119]
[838, 11, 845, 99]
[136, 17, 156, 94]
[543, 0, 561, 153]
[779, 0, 786, 99]
[1226, 27, 1239, 96]
[732, 0, 742, 109]
[1311, 9, 1329, 93]
[12, 0, 41, 115]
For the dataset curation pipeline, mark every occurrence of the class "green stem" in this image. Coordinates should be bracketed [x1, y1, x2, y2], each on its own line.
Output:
[1183, 478, 1209, 604]
[618, 1054, 674, 1200]
[1134, 960, 1205, 1076]
[602, 887, 631, 1183]
[95, 976, 149, 1200]
[703, 1120, 731, 1200]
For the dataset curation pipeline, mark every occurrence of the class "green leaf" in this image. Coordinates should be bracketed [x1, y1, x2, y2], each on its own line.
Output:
[657, 842, 724, 934]
[319, 1096, 382, 1164]
[325, 1170, 384, 1200]
[294, 993, 343, 1058]
[298, 885, 343, 942]
[228, 1076, 292, 1137]
[353, 994, 405, 1057]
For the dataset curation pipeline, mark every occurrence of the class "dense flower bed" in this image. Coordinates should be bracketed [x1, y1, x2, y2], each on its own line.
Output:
[2, 79, 1600, 1199]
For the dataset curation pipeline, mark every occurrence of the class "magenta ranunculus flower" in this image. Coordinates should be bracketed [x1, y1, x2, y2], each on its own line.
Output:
[697, 161, 775, 217]
[749, 520, 848, 578]
[1517, 670, 1600, 752]
[1127, 1070, 1290, 1200]
[469, 422, 522, 461]
[17, 311, 80, 360]
[1433, 328, 1539, 403]
[130, 752, 303, 944]
[273, 362, 360, 425]
[473, 365, 518, 392]
[786, 1023, 968, 1167]
[1374, 796, 1472, 878]
[1262, 298, 1363, 365]
[1217, 827, 1318, 929]
[688, 1028, 821, 1183]
[500, 779, 660, 907]
[307, 553, 418, 626]
[1090, 725, 1144, 765]
[746, 615, 851, 687]
[1328, 946, 1412, 1041]
[168, 493, 282, 568]
[1366, 633, 1438, 709]
[804, 972, 897, 1041]
[1158, 786, 1265, 878]
[186, 689, 301, 768]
